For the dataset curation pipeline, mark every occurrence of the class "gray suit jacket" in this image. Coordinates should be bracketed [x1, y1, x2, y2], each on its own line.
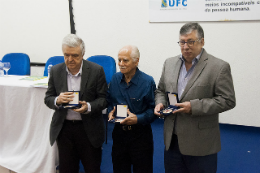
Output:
[44, 60, 107, 148]
[155, 49, 236, 156]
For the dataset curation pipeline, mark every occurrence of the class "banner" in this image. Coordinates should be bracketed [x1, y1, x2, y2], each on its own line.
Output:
[149, 0, 260, 22]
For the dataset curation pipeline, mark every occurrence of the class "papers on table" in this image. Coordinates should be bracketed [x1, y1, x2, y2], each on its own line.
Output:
[31, 78, 48, 88]
[0, 75, 48, 88]
[19, 76, 48, 88]
[20, 76, 46, 81]
[32, 82, 48, 88]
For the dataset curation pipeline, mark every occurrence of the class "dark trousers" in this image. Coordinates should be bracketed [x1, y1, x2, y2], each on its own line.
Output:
[164, 134, 217, 173]
[112, 124, 154, 173]
[56, 120, 102, 173]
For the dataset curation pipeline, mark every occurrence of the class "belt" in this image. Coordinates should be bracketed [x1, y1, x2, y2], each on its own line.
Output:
[65, 120, 82, 124]
[120, 124, 150, 131]
[122, 125, 132, 131]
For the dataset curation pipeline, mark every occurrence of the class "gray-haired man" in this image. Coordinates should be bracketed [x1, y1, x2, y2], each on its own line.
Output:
[107, 45, 157, 173]
[44, 34, 107, 173]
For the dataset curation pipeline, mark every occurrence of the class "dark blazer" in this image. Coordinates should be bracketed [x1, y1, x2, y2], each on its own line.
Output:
[44, 59, 107, 148]
[155, 49, 236, 156]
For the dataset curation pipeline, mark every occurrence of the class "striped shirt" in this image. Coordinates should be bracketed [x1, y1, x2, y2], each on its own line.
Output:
[65, 63, 83, 120]
[177, 49, 203, 99]
[54, 61, 91, 120]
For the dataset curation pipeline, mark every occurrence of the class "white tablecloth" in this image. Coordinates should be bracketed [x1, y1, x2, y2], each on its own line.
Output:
[0, 76, 58, 173]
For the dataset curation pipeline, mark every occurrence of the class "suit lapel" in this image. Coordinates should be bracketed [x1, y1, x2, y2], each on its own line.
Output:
[59, 64, 68, 92]
[180, 50, 208, 101]
[172, 58, 182, 92]
[80, 60, 90, 99]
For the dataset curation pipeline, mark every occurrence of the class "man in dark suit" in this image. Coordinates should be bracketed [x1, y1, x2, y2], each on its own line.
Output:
[44, 34, 107, 173]
[154, 23, 236, 173]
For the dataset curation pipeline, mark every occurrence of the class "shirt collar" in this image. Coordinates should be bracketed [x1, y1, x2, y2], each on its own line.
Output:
[66, 61, 83, 77]
[120, 67, 140, 85]
[180, 48, 204, 65]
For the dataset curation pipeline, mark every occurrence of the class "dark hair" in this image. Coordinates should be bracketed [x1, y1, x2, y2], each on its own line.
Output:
[180, 23, 204, 39]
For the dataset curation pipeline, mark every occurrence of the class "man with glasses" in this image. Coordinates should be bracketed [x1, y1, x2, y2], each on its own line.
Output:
[154, 23, 236, 173]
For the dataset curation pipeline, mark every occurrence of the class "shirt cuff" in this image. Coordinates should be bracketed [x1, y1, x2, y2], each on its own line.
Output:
[83, 102, 91, 114]
[54, 96, 60, 108]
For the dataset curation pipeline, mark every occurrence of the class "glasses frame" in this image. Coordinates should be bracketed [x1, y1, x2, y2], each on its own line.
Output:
[177, 39, 201, 47]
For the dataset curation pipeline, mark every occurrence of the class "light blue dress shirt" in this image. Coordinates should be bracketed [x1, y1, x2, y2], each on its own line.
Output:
[177, 49, 203, 99]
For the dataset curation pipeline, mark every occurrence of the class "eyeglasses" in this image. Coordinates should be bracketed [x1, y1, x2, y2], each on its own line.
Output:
[177, 39, 200, 47]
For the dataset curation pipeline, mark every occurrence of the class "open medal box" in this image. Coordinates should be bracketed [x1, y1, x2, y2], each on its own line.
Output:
[159, 92, 180, 116]
[110, 104, 128, 123]
[62, 91, 81, 109]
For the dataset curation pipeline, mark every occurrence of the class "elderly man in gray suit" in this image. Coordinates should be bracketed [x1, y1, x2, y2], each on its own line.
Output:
[154, 23, 236, 173]
[44, 34, 107, 173]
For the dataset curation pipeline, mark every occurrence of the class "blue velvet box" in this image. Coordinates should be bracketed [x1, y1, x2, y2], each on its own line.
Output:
[159, 92, 179, 116]
[62, 91, 81, 109]
[109, 104, 128, 123]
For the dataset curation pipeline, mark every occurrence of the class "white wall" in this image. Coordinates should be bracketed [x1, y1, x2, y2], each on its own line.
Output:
[1, 0, 260, 127]
[74, 0, 260, 127]
[0, 0, 70, 63]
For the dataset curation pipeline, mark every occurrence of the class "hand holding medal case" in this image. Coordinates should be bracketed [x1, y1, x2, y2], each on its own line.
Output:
[159, 92, 180, 116]
[109, 104, 128, 123]
[62, 91, 81, 109]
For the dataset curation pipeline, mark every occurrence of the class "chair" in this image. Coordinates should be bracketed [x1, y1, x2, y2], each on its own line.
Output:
[43, 56, 64, 76]
[2, 53, 30, 75]
[87, 55, 116, 84]
[87, 55, 116, 144]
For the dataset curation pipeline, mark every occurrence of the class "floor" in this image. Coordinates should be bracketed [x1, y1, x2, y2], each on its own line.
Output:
[0, 165, 16, 173]
[2, 120, 260, 173]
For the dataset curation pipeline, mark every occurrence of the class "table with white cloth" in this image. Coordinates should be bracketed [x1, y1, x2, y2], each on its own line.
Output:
[0, 76, 58, 173]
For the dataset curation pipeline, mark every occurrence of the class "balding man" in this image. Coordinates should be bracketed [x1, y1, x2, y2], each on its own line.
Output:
[107, 45, 157, 173]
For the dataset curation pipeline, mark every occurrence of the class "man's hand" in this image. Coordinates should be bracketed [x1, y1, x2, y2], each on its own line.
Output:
[108, 106, 116, 121]
[173, 101, 192, 114]
[120, 109, 137, 125]
[73, 101, 88, 114]
[56, 92, 74, 105]
[154, 103, 164, 117]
